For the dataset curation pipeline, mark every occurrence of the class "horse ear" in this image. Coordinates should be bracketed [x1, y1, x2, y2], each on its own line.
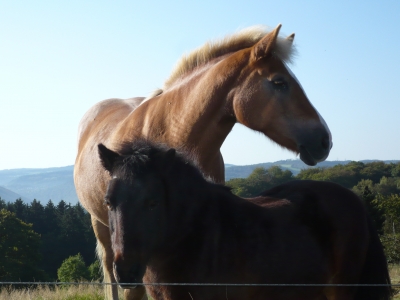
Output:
[251, 24, 282, 61]
[286, 33, 295, 43]
[98, 143, 120, 173]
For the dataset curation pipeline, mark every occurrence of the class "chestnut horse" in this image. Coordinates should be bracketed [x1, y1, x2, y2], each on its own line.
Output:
[98, 139, 391, 300]
[74, 24, 332, 300]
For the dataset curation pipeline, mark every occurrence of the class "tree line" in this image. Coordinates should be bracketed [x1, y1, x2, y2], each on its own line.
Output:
[0, 199, 96, 282]
[1, 160, 399, 283]
[226, 161, 400, 262]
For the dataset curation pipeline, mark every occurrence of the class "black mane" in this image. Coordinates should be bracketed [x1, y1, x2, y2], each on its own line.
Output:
[112, 138, 207, 183]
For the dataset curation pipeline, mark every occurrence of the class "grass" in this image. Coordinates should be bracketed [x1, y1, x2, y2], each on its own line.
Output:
[2, 268, 400, 300]
[390, 264, 400, 299]
[0, 284, 124, 300]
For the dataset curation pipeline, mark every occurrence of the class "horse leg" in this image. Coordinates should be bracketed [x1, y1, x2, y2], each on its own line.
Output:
[323, 261, 360, 299]
[323, 230, 367, 300]
[92, 216, 119, 300]
[324, 287, 355, 300]
[124, 289, 147, 300]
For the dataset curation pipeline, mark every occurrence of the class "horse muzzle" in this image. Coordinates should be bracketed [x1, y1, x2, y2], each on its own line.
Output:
[298, 129, 332, 166]
[113, 261, 145, 289]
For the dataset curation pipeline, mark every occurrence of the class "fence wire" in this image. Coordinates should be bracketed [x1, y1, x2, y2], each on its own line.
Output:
[0, 282, 398, 287]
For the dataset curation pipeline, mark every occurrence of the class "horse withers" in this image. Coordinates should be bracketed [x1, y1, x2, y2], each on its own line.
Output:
[98, 139, 391, 300]
[74, 24, 332, 300]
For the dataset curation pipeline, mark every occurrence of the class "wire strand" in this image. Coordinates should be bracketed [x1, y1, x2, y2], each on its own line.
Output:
[0, 282, 397, 287]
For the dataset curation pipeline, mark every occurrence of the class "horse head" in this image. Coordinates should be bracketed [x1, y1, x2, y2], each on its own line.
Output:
[230, 24, 332, 165]
[97, 142, 177, 288]
[98, 141, 204, 288]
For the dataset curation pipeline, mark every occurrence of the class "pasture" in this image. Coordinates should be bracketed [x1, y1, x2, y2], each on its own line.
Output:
[1, 263, 399, 299]
[0, 284, 106, 300]
[1, 266, 400, 300]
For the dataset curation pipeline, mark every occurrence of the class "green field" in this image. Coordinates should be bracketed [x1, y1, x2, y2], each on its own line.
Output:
[2, 267, 400, 300]
[391, 264, 400, 299]
[0, 284, 113, 300]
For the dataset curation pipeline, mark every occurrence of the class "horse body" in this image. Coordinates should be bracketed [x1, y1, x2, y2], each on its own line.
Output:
[143, 195, 330, 300]
[74, 25, 332, 300]
[98, 140, 391, 300]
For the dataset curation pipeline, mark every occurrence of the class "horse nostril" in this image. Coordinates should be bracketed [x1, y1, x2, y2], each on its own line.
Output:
[321, 136, 330, 150]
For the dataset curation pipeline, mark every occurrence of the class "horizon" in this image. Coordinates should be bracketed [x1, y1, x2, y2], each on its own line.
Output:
[1, 158, 400, 173]
[1, 1, 399, 169]
[1, 157, 399, 204]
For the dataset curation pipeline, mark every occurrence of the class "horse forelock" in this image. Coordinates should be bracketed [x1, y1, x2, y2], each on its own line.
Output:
[109, 139, 154, 180]
[113, 140, 231, 197]
[112, 139, 208, 184]
[159, 25, 297, 92]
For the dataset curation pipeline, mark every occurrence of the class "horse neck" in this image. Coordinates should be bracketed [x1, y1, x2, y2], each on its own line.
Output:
[117, 54, 248, 182]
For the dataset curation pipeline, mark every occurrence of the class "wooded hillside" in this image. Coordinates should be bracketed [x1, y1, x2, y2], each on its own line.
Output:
[1, 160, 399, 282]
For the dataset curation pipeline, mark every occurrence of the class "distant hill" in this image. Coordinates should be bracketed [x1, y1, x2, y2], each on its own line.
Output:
[0, 160, 398, 204]
[224, 159, 400, 180]
[0, 186, 24, 202]
[0, 166, 78, 204]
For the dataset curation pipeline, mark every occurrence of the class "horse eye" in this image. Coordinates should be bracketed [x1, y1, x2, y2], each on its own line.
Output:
[272, 79, 288, 91]
[274, 80, 284, 85]
[104, 199, 113, 210]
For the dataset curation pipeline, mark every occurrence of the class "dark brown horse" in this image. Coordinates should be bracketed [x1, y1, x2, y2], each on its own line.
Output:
[98, 139, 391, 300]
[74, 24, 332, 299]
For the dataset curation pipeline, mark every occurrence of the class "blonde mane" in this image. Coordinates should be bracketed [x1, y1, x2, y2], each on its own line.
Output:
[162, 26, 296, 92]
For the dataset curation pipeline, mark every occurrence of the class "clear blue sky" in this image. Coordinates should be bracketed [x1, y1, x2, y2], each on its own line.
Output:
[1, 1, 399, 170]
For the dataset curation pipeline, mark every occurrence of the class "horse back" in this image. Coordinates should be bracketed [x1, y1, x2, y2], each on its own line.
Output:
[259, 180, 370, 286]
[76, 97, 144, 150]
[259, 180, 368, 230]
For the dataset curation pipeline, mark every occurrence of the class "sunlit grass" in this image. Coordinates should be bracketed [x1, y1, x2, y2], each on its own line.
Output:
[2, 269, 400, 300]
[0, 284, 124, 300]
[390, 264, 400, 299]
